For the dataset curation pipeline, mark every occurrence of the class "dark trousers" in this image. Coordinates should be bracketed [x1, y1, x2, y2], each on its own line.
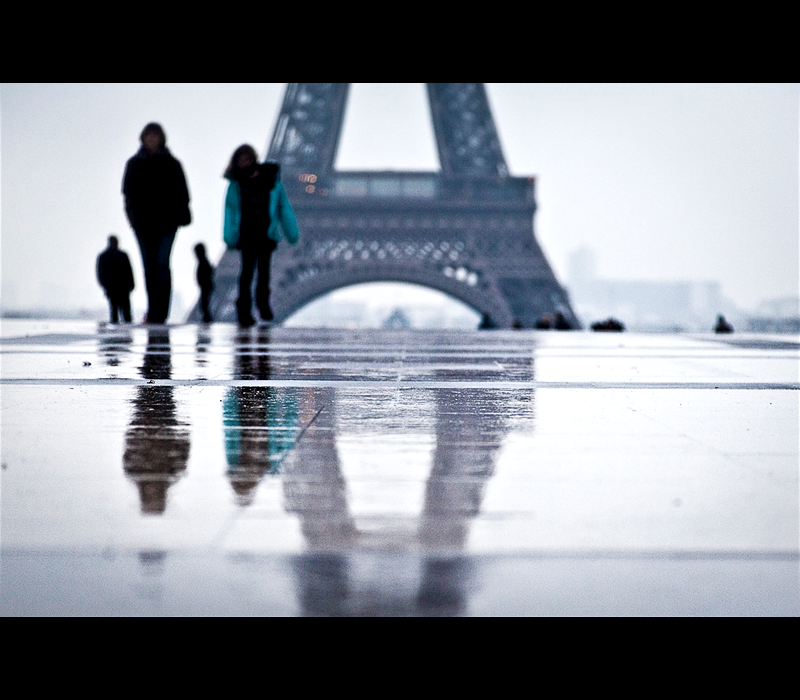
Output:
[199, 286, 213, 323]
[135, 228, 176, 323]
[238, 239, 277, 324]
[107, 292, 132, 323]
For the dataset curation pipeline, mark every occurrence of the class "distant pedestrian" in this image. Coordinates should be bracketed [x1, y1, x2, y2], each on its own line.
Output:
[222, 144, 299, 327]
[194, 243, 214, 323]
[96, 235, 135, 323]
[554, 312, 571, 330]
[714, 314, 734, 333]
[122, 122, 191, 324]
[478, 313, 496, 329]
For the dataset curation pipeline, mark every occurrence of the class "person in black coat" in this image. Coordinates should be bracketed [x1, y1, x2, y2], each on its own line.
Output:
[714, 314, 734, 333]
[122, 123, 191, 323]
[194, 243, 214, 323]
[97, 235, 135, 323]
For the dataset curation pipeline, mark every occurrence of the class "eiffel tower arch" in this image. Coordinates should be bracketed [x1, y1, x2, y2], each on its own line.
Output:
[190, 83, 580, 329]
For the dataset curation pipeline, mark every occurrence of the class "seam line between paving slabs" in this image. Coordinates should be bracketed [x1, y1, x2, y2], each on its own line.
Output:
[2, 379, 798, 390]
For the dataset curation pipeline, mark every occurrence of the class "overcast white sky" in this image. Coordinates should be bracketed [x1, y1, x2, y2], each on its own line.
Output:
[1, 83, 797, 319]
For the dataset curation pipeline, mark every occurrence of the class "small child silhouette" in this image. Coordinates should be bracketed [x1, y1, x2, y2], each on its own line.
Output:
[194, 243, 214, 323]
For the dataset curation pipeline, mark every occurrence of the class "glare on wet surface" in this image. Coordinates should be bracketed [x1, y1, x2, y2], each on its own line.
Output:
[1, 320, 798, 615]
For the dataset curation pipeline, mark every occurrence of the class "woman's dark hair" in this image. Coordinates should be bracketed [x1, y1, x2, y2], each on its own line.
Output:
[140, 122, 166, 148]
[225, 144, 259, 178]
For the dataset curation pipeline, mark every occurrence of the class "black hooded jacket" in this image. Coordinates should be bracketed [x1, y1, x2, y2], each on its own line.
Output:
[97, 247, 135, 296]
[122, 147, 191, 233]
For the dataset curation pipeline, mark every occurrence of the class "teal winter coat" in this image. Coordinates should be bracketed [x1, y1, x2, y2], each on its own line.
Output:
[223, 170, 300, 249]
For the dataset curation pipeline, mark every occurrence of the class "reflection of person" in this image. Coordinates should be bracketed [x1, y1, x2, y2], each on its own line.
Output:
[96, 235, 134, 323]
[224, 329, 298, 506]
[122, 123, 191, 323]
[98, 326, 133, 367]
[194, 243, 214, 323]
[223, 145, 300, 327]
[123, 328, 190, 514]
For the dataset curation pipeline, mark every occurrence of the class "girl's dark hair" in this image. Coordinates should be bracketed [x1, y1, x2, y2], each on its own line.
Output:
[140, 122, 166, 148]
[225, 144, 259, 178]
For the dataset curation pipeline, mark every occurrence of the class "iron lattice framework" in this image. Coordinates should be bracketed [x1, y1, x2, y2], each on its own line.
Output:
[190, 83, 579, 329]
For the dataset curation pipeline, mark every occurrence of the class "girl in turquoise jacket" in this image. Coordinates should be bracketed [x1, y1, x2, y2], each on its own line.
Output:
[223, 144, 300, 326]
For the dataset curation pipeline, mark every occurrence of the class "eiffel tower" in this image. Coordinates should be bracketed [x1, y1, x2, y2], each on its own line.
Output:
[189, 83, 580, 329]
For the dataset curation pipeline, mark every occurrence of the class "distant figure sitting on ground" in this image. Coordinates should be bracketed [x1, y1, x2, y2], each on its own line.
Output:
[714, 314, 734, 333]
[96, 235, 135, 323]
[194, 243, 215, 323]
[591, 317, 625, 332]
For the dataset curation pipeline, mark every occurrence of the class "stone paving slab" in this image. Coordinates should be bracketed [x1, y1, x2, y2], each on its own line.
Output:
[1, 320, 798, 616]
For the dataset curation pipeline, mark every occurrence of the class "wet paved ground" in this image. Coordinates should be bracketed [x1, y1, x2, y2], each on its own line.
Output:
[1, 319, 798, 616]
